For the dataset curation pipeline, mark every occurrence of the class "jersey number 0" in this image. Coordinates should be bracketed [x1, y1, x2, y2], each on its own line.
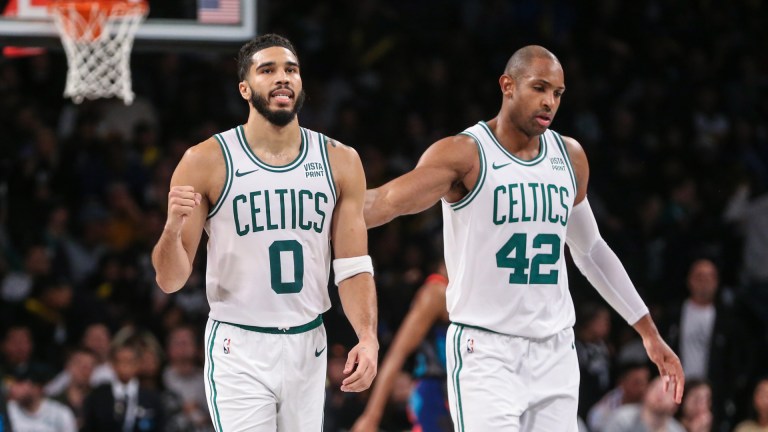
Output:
[268, 240, 305, 294]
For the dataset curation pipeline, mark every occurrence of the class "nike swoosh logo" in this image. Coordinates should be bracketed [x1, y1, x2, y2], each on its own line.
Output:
[314, 347, 326, 357]
[492, 161, 512, 170]
[235, 168, 259, 177]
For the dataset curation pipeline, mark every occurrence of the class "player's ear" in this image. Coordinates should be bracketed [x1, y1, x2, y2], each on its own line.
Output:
[239, 81, 251, 101]
[499, 74, 515, 97]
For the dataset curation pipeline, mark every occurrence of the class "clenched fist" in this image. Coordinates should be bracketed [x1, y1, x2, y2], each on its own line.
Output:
[166, 186, 202, 234]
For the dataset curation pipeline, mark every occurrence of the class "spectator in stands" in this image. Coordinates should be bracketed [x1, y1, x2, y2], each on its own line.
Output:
[0, 244, 50, 304]
[588, 361, 651, 432]
[45, 322, 115, 395]
[7, 363, 76, 432]
[604, 376, 684, 432]
[733, 378, 768, 432]
[677, 379, 712, 432]
[0, 325, 42, 381]
[576, 302, 614, 418]
[662, 258, 741, 429]
[82, 343, 164, 432]
[162, 325, 211, 432]
[21, 275, 75, 368]
[50, 347, 97, 429]
[725, 180, 768, 329]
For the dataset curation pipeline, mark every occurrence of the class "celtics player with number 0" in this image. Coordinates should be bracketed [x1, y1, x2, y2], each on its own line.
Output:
[365, 45, 684, 431]
[152, 34, 378, 432]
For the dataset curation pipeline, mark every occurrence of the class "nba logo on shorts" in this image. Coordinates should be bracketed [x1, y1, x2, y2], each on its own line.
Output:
[223, 338, 231, 354]
[467, 338, 474, 353]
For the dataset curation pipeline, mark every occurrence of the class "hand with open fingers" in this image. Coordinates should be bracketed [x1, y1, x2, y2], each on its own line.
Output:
[341, 341, 378, 392]
[644, 335, 685, 403]
[166, 185, 202, 234]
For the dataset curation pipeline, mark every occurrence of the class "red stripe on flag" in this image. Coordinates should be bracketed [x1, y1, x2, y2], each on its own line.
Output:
[198, 0, 240, 24]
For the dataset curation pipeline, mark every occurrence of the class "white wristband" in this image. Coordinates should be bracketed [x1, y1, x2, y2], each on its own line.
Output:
[333, 255, 374, 286]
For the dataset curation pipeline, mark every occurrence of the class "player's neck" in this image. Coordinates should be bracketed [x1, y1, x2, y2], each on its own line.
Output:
[488, 117, 542, 158]
[243, 115, 301, 154]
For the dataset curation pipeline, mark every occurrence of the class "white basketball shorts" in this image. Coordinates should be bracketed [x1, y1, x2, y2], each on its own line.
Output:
[446, 323, 580, 432]
[203, 317, 327, 432]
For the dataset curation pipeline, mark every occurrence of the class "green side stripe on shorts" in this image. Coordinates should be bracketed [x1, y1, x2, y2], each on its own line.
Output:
[450, 327, 459, 430]
[205, 323, 216, 431]
[207, 321, 223, 432]
[452, 326, 466, 431]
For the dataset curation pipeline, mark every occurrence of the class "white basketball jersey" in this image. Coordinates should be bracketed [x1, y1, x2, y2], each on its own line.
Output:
[204, 125, 336, 328]
[442, 122, 577, 338]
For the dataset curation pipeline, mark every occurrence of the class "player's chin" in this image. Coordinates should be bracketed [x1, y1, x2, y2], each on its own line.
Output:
[531, 121, 550, 134]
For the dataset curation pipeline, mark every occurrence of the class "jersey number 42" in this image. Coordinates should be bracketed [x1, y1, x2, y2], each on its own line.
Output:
[496, 233, 560, 284]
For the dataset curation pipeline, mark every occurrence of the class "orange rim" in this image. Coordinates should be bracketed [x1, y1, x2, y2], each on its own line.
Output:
[48, 0, 148, 14]
[48, 0, 147, 41]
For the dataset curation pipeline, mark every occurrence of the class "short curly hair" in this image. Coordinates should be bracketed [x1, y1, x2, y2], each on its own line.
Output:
[237, 33, 298, 81]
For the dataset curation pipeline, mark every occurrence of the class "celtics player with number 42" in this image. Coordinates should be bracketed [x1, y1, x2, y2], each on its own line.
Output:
[152, 34, 378, 432]
[365, 45, 684, 432]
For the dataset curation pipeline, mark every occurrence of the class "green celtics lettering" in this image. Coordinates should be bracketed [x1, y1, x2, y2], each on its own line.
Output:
[233, 188, 328, 235]
[492, 182, 570, 226]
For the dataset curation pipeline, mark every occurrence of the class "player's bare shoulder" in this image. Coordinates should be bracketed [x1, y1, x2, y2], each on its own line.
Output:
[420, 134, 478, 175]
[325, 137, 360, 160]
[325, 137, 365, 185]
[179, 137, 223, 169]
[558, 135, 587, 163]
[173, 136, 227, 202]
[557, 134, 589, 200]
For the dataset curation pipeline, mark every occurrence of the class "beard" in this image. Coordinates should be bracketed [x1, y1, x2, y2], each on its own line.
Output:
[250, 87, 306, 127]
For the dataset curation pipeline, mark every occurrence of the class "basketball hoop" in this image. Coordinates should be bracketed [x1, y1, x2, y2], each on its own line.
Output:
[48, 0, 148, 104]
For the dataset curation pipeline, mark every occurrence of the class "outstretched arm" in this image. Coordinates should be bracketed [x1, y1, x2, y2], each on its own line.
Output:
[328, 140, 379, 392]
[351, 276, 448, 432]
[365, 135, 477, 228]
[152, 140, 217, 293]
[562, 135, 684, 403]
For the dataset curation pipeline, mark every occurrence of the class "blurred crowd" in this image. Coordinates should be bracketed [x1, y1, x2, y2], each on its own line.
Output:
[0, 0, 767, 431]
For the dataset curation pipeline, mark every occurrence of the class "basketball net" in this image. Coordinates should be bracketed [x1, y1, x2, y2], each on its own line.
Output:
[49, 0, 148, 104]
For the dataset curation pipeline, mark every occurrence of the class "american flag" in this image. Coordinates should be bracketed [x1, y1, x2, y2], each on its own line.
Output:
[198, 0, 240, 24]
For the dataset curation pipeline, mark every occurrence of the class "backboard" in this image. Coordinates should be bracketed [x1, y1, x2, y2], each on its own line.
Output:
[0, 0, 257, 49]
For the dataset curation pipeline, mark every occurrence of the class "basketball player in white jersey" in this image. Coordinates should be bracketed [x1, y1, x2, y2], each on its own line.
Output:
[365, 45, 684, 431]
[152, 34, 378, 432]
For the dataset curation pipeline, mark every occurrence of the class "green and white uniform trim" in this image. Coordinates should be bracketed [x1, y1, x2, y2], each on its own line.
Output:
[479, 120, 548, 166]
[317, 133, 337, 204]
[204, 125, 337, 329]
[208, 133, 234, 219]
[448, 130, 487, 211]
[235, 125, 309, 172]
[441, 122, 577, 339]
